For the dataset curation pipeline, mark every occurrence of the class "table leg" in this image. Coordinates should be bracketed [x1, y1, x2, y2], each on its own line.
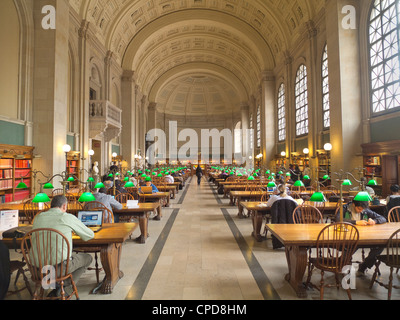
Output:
[136, 213, 149, 244]
[284, 245, 308, 298]
[99, 243, 123, 294]
[237, 198, 245, 219]
[251, 210, 266, 242]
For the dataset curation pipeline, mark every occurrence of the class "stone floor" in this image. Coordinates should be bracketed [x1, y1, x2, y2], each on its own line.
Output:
[5, 175, 400, 302]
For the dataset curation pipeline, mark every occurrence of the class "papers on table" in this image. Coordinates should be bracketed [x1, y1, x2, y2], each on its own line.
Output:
[126, 200, 139, 208]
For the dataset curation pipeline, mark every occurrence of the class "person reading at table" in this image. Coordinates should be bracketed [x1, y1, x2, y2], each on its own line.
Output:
[266, 183, 298, 207]
[139, 177, 159, 193]
[385, 184, 400, 219]
[32, 195, 94, 297]
[336, 200, 387, 276]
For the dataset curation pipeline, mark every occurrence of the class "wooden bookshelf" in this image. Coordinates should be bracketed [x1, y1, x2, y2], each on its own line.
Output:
[317, 151, 331, 186]
[66, 151, 80, 188]
[362, 140, 400, 198]
[0, 144, 34, 204]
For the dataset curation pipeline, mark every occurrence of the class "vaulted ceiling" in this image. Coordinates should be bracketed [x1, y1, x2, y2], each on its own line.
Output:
[69, 0, 325, 116]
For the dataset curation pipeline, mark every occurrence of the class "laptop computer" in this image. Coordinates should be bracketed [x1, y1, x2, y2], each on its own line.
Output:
[78, 211, 103, 232]
[141, 186, 153, 194]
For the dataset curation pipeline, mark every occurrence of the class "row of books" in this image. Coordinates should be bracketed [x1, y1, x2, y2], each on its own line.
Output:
[0, 159, 13, 169]
[14, 190, 30, 202]
[15, 159, 32, 168]
[15, 168, 31, 178]
[0, 193, 13, 204]
[0, 169, 13, 179]
[365, 156, 381, 165]
[68, 160, 78, 167]
[0, 179, 13, 190]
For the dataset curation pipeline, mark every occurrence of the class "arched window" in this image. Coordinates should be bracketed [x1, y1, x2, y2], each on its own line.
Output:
[256, 106, 261, 148]
[277, 83, 286, 141]
[295, 64, 309, 136]
[369, 0, 400, 114]
[322, 44, 330, 129]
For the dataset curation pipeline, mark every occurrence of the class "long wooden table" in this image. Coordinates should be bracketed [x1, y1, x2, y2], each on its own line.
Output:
[240, 201, 387, 242]
[2, 222, 138, 295]
[265, 222, 400, 298]
[114, 203, 160, 243]
[138, 192, 170, 209]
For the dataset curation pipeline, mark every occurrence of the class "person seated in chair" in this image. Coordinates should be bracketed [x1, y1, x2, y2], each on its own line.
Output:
[139, 177, 159, 193]
[93, 188, 123, 222]
[32, 195, 94, 297]
[385, 184, 400, 219]
[336, 200, 387, 276]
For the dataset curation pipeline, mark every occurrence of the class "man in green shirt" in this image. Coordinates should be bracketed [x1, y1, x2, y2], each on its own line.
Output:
[32, 195, 94, 296]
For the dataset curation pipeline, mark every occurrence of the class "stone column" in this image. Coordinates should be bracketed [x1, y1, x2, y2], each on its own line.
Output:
[326, 0, 363, 173]
[261, 71, 276, 167]
[32, 0, 69, 182]
[121, 70, 137, 169]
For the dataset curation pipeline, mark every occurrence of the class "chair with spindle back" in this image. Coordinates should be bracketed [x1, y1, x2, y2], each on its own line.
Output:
[369, 227, 400, 300]
[21, 228, 79, 300]
[293, 204, 324, 224]
[305, 222, 359, 300]
[23, 199, 49, 224]
[388, 206, 400, 222]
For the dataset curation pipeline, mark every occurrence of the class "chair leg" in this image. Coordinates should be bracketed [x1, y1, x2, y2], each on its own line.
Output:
[369, 261, 381, 289]
[320, 271, 325, 300]
[388, 267, 394, 300]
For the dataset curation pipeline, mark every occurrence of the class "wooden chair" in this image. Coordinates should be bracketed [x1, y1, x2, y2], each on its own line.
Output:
[23, 199, 49, 224]
[305, 222, 359, 300]
[293, 204, 323, 224]
[76, 201, 113, 283]
[21, 228, 79, 300]
[52, 189, 64, 197]
[369, 228, 400, 300]
[388, 206, 400, 222]
[115, 192, 135, 204]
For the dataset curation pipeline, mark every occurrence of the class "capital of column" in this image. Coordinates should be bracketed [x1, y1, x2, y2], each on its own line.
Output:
[260, 70, 275, 82]
[122, 70, 136, 83]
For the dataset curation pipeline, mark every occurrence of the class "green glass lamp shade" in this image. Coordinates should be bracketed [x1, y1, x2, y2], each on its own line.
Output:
[115, 172, 120, 176]
[94, 182, 105, 189]
[128, 172, 133, 176]
[141, 174, 147, 177]
[354, 191, 373, 202]
[267, 182, 276, 188]
[87, 177, 95, 182]
[124, 181, 135, 188]
[294, 180, 305, 187]
[309, 192, 326, 202]
[123, 177, 129, 182]
[342, 179, 352, 186]
[108, 173, 113, 177]
[157, 174, 163, 177]
[16, 181, 28, 189]
[145, 176, 152, 181]
[367, 179, 378, 186]
[67, 176, 75, 182]
[323, 175, 330, 180]
[138, 170, 142, 174]
[43, 183, 54, 189]
[78, 192, 96, 202]
[265, 170, 270, 175]
[286, 172, 291, 177]
[247, 176, 255, 181]
[32, 193, 51, 203]
[303, 175, 310, 180]
[278, 171, 283, 174]
[237, 173, 242, 177]
[146, 169, 151, 172]
[152, 172, 157, 176]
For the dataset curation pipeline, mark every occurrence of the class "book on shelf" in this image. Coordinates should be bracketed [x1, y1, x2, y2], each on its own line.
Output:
[0, 179, 13, 190]
[365, 156, 381, 165]
[14, 168, 31, 178]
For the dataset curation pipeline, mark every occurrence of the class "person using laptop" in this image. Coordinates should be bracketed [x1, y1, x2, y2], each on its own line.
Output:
[93, 188, 123, 222]
[32, 195, 94, 297]
[139, 177, 159, 194]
